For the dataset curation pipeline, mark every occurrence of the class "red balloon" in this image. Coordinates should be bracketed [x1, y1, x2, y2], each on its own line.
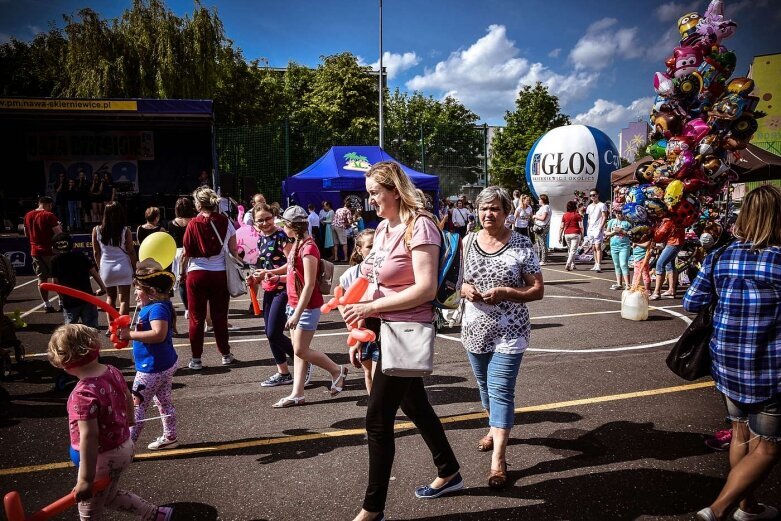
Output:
[654, 218, 675, 243]
[40, 283, 129, 349]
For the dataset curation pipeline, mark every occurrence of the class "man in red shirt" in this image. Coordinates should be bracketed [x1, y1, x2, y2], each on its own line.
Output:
[24, 196, 62, 312]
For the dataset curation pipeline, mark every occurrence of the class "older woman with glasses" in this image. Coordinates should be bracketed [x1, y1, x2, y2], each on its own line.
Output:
[461, 186, 544, 489]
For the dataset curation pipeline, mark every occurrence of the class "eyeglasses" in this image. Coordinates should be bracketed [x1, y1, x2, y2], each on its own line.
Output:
[589, 194, 598, 197]
[254, 216, 274, 223]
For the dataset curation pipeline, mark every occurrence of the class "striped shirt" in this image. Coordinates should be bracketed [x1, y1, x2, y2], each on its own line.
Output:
[683, 241, 781, 404]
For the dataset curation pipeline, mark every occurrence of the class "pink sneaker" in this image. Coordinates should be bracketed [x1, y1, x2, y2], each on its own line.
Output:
[704, 428, 732, 451]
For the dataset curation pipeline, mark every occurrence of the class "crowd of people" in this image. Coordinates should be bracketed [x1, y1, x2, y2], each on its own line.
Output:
[19, 169, 780, 520]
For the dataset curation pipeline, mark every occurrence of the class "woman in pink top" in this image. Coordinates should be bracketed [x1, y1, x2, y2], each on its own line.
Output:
[343, 161, 461, 521]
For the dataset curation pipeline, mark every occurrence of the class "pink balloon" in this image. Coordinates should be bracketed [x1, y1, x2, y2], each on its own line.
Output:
[235, 224, 261, 265]
[682, 118, 710, 144]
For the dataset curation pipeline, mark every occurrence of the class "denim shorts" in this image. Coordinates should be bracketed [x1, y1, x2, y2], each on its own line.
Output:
[285, 305, 321, 331]
[360, 341, 380, 362]
[724, 393, 781, 441]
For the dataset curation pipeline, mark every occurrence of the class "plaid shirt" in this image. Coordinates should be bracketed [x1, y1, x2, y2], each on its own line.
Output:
[683, 242, 781, 404]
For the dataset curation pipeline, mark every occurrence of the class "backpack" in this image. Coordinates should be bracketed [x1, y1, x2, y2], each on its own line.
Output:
[404, 211, 463, 310]
[293, 239, 334, 296]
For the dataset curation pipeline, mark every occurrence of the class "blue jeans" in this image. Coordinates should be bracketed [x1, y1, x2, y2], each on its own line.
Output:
[724, 393, 781, 441]
[657, 244, 680, 276]
[262, 289, 293, 364]
[68, 200, 81, 230]
[467, 350, 524, 430]
[63, 303, 99, 328]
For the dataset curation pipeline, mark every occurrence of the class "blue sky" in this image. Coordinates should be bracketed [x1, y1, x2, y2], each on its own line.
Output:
[1, 0, 779, 143]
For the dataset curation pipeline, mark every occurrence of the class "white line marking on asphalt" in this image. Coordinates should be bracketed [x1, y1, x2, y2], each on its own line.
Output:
[13, 278, 38, 290]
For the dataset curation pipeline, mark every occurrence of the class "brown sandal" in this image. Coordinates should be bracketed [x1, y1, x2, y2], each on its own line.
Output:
[488, 461, 508, 489]
[477, 434, 493, 452]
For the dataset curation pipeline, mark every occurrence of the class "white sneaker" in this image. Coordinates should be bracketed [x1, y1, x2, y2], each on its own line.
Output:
[733, 504, 779, 521]
[184, 310, 189, 320]
[147, 436, 179, 450]
[304, 362, 313, 386]
[188, 358, 203, 370]
[221, 353, 236, 365]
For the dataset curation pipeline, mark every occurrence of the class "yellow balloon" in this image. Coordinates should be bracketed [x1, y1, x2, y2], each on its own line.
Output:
[139, 232, 176, 268]
[664, 180, 684, 210]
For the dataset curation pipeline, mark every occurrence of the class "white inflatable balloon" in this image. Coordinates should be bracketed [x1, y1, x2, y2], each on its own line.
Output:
[525, 125, 619, 248]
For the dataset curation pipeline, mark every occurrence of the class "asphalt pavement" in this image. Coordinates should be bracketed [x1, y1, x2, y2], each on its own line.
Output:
[1, 252, 779, 521]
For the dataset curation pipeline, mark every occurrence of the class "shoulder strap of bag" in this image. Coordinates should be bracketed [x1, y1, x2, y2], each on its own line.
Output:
[209, 219, 226, 248]
[462, 232, 477, 284]
[708, 242, 731, 302]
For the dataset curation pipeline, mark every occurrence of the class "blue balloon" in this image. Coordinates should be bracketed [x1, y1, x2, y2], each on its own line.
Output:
[622, 202, 649, 224]
[627, 186, 647, 205]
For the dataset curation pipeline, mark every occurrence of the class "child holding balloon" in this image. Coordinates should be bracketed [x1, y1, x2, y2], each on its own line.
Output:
[339, 229, 378, 393]
[117, 260, 179, 451]
[47, 323, 173, 520]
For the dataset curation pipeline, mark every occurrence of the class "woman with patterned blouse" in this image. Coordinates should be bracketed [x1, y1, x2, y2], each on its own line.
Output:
[249, 203, 295, 387]
[461, 186, 544, 490]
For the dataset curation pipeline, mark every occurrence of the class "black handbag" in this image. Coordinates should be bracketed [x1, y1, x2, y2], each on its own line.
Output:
[666, 244, 729, 381]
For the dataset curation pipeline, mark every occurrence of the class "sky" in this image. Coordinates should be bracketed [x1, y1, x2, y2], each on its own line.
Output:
[1, 0, 779, 145]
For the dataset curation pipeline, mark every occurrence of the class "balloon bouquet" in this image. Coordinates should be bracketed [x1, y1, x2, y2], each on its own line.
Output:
[629, 0, 763, 248]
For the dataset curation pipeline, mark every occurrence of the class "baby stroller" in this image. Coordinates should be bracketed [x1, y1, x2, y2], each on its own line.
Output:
[0, 254, 24, 380]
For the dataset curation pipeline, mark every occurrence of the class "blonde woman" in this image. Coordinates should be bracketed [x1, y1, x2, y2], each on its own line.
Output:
[343, 161, 461, 521]
[269, 205, 347, 407]
[513, 195, 533, 237]
[686, 185, 781, 521]
[181, 187, 238, 370]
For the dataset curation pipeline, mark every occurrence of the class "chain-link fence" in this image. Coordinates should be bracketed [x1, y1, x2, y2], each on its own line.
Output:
[216, 122, 491, 204]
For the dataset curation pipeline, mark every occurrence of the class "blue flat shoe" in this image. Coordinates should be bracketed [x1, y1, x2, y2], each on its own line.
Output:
[414, 472, 464, 499]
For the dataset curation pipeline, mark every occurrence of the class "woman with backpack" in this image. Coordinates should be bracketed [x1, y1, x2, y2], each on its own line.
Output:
[270, 205, 347, 408]
[343, 161, 461, 521]
[461, 186, 544, 489]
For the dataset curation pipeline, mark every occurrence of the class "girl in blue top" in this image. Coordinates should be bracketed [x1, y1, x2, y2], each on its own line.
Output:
[118, 260, 179, 451]
[606, 210, 632, 290]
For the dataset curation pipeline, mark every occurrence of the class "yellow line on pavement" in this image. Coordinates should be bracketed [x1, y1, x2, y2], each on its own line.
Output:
[0, 380, 715, 476]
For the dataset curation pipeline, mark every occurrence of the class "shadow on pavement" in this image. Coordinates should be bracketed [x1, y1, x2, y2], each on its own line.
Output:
[167, 501, 219, 520]
[412, 468, 722, 521]
[514, 421, 711, 479]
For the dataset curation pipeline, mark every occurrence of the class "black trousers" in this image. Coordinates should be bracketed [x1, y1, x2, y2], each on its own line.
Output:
[362, 356, 460, 512]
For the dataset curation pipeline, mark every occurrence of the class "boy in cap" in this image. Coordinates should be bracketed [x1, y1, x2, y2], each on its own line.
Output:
[51, 232, 107, 327]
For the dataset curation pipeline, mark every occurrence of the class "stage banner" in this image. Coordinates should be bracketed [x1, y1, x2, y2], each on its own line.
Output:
[45, 160, 139, 194]
[27, 131, 154, 160]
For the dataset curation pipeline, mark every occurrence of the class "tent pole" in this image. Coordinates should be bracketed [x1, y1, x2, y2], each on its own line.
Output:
[378, 0, 384, 149]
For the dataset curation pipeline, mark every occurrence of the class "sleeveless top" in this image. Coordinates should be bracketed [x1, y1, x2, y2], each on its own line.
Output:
[96, 226, 133, 287]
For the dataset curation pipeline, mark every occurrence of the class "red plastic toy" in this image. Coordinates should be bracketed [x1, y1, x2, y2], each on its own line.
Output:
[248, 282, 262, 316]
[4, 478, 111, 521]
[40, 283, 130, 349]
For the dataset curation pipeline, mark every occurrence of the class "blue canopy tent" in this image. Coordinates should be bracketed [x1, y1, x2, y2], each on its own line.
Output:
[282, 146, 440, 214]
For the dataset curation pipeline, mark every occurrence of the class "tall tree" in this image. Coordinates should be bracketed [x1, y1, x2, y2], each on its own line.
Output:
[490, 82, 570, 192]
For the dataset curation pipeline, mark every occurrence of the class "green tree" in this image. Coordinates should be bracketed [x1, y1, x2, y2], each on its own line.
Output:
[489, 82, 570, 192]
[384, 89, 482, 196]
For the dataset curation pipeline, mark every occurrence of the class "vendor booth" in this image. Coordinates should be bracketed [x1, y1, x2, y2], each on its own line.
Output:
[282, 146, 440, 218]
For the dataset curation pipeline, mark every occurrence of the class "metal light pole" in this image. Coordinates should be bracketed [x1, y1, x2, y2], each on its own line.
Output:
[378, 0, 384, 148]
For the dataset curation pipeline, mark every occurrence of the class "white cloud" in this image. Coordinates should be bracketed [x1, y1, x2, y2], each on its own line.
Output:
[548, 48, 561, 58]
[572, 97, 654, 136]
[644, 24, 680, 63]
[726, 0, 768, 17]
[27, 25, 43, 36]
[406, 24, 599, 122]
[568, 18, 643, 71]
[370, 51, 420, 80]
[654, 1, 700, 22]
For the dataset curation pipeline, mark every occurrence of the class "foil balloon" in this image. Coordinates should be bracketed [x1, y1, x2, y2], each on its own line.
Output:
[730, 114, 759, 140]
[672, 149, 696, 179]
[235, 223, 261, 265]
[622, 203, 649, 224]
[671, 195, 700, 227]
[682, 175, 710, 193]
[702, 155, 729, 181]
[628, 225, 652, 243]
[644, 198, 667, 219]
[647, 139, 668, 159]
[653, 72, 675, 97]
[666, 137, 689, 162]
[669, 46, 705, 78]
[635, 160, 657, 184]
[682, 118, 710, 144]
[643, 185, 665, 200]
[695, 0, 737, 48]
[626, 186, 647, 205]
[664, 180, 685, 209]
[722, 134, 749, 151]
[677, 12, 701, 45]
[654, 218, 675, 243]
[697, 134, 719, 156]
